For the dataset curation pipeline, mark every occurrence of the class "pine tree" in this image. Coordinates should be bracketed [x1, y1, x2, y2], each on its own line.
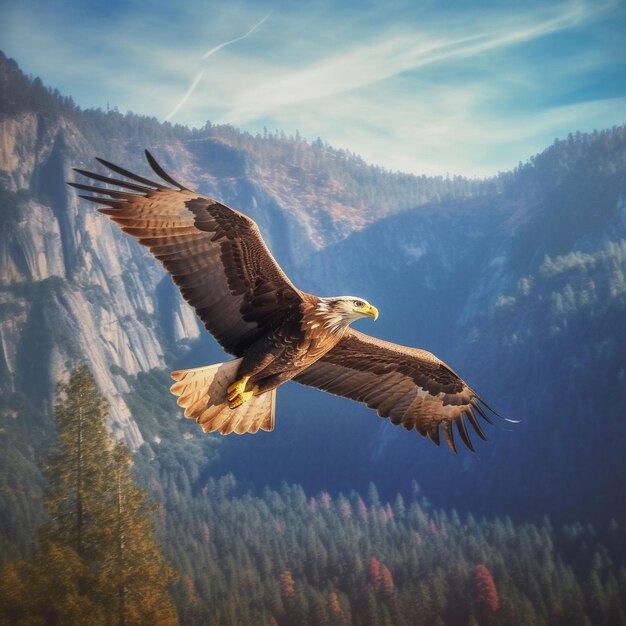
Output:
[99, 443, 178, 625]
[44, 365, 112, 565]
[177, 575, 202, 625]
[367, 482, 381, 508]
[358, 498, 369, 521]
[0, 366, 112, 624]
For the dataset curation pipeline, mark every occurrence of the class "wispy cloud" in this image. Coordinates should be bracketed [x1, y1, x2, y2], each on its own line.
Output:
[222, 0, 609, 124]
[3, 0, 624, 176]
[165, 12, 270, 121]
[200, 13, 270, 61]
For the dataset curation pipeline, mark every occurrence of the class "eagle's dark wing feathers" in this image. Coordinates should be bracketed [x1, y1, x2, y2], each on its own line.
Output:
[295, 329, 495, 452]
[70, 151, 303, 356]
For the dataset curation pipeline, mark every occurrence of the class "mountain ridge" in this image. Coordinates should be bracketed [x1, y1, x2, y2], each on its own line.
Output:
[0, 50, 625, 528]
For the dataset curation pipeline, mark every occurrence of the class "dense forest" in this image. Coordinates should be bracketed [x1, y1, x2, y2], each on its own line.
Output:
[159, 479, 626, 625]
[2, 368, 626, 625]
[128, 372, 626, 625]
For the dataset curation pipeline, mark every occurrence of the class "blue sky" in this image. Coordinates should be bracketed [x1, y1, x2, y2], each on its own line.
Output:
[2, 0, 625, 176]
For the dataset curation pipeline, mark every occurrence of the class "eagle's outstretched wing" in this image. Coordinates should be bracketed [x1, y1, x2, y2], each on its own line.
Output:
[70, 151, 303, 356]
[295, 329, 501, 452]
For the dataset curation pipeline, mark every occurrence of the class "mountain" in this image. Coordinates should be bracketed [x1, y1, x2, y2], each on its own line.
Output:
[210, 128, 626, 523]
[1, 48, 625, 565]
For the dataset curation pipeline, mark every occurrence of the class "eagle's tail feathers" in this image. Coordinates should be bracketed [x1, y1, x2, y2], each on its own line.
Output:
[170, 359, 275, 435]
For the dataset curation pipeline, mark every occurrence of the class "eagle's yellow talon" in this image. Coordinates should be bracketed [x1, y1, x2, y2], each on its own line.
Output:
[227, 384, 260, 409]
[227, 376, 250, 402]
[228, 389, 255, 409]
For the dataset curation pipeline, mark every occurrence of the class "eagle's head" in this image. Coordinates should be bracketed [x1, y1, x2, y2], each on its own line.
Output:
[316, 296, 379, 333]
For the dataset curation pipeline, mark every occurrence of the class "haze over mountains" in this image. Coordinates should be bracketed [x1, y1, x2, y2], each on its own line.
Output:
[1, 46, 625, 561]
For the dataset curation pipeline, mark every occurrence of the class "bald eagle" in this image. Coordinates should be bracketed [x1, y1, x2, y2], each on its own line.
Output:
[70, 151, 508, 452]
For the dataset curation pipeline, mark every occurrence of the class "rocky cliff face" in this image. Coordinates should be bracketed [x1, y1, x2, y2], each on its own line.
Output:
[0, 112, 398, 447]
[0, 112, 203, 447]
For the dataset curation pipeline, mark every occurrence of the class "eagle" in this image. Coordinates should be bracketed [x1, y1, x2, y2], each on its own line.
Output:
[69, 151, 508, 452]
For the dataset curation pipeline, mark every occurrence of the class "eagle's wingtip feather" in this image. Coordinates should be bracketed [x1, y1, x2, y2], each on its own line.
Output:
[443, 422, 457, 453]
[477, 398, 519, 424]
[144, 149, 189, 191]
[94, 156, 166, 190]
[466, 407, 488, 441]
[456, 417, 475, 452]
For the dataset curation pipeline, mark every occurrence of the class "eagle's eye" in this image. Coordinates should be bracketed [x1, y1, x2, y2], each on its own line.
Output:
[353, 300, 364, 308]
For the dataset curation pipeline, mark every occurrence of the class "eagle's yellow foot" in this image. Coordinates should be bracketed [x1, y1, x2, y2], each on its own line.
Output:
[228, 389, 255, 409]
[227, 376, 259, 409]
[227, 376, 250, 402]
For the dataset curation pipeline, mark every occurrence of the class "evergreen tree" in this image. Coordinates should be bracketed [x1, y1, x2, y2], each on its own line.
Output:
[44, 365, 112, 565]
[367, 482, 381, 508]
[100, 443, 178, 625]
[0, 540, 106, 625]
[0, 366, 178, 625]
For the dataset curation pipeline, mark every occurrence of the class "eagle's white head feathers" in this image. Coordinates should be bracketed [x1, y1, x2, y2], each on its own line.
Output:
[315, 296, 379, 334]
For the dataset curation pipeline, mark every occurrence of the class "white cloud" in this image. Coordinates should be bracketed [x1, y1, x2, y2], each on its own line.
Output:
[3, 0, 623, 176]
[218, 0, 610, 124]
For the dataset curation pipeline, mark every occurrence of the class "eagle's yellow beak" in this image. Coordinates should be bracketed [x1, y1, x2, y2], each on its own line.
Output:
[365, 304, 379, 320]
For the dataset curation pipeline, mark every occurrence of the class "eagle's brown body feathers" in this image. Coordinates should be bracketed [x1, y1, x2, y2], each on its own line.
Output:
[69, 151, 507, 452]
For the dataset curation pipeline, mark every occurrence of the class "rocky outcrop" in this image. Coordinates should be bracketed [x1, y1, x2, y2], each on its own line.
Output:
[0, 112, 202, 448]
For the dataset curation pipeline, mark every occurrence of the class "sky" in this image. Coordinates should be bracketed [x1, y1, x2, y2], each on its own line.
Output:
[2, 0, 625, 177]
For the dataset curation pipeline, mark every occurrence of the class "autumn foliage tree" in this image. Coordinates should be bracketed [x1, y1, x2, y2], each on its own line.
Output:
[474, 564, 499, 621]
[368, 556, 381, 590]
[329, 591, 342, 614]
[280, 570, 296, 599]
[368, 557, 394, 594]
[381, 565, 394, 593]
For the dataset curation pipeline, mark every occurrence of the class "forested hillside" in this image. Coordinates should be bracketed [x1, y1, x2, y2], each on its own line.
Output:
[154, 469, 626, 625]
[5, 367, 625, 625]
[123, 373, 626, 625]
[208, 126, 626, 523]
